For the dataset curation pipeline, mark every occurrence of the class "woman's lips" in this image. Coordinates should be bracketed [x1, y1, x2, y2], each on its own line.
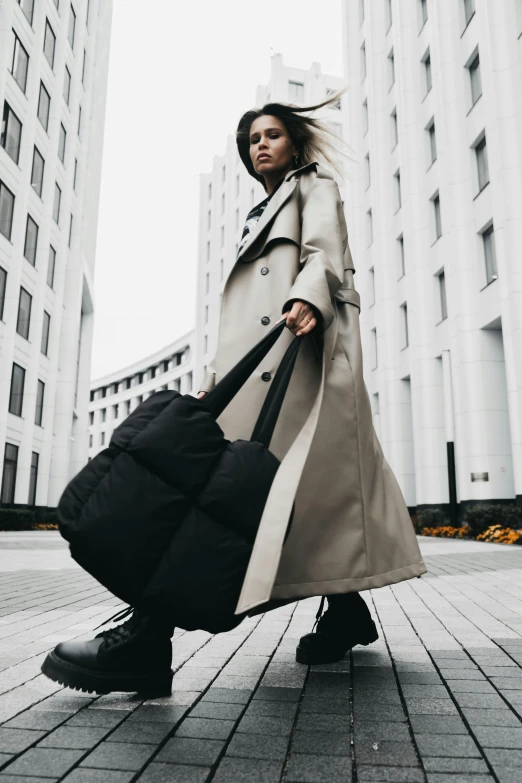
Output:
[258, 155, 271, 161]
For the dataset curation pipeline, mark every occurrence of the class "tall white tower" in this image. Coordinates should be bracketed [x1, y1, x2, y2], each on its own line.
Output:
[194, 53, 345, 393]
[342, 0, 522, 516]
[0, 0, 113, 507]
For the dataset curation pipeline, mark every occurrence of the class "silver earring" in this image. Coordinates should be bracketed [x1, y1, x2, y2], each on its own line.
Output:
[293, 154, 299, 167]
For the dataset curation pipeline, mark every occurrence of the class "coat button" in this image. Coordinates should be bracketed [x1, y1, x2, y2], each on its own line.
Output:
[261, 267, 269, 275]
[261, 316, 270, 326]
[262, 372, 271, 382]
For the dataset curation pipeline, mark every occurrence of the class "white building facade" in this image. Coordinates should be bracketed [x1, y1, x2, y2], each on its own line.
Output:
[342, 0, 522, 516]
[0, 0, 113, 507]
[194, 53, 345, 392]
[88, 331, 194, 461]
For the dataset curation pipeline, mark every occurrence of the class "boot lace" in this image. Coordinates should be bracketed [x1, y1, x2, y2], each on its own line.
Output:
[93, 605, 140, 649]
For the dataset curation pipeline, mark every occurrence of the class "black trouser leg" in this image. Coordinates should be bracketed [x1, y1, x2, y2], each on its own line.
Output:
[326, 592, 373, 624]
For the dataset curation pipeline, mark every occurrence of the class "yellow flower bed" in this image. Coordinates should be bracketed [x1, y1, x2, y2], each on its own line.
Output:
[477, 525, 522, 544]
[421, 525, 471, 539]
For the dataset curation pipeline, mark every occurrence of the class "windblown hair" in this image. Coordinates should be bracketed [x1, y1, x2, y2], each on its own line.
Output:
[236, 85, 358, 191]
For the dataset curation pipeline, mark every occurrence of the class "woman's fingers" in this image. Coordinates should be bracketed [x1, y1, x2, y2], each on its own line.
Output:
[296, 316, 317, 336]
[197, 391, 207, 399]
[286, 301, 302, 330]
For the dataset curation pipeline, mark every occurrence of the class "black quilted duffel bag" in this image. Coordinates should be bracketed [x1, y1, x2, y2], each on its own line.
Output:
[57, 320, 304, 634]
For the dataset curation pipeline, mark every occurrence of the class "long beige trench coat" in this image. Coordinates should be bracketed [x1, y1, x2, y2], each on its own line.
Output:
[200, 161, 426, 616]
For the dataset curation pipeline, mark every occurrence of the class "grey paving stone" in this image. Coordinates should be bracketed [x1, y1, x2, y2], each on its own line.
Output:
[4, 748, 85, 777]
[438, 669, 486, 681]
[461, 707, 522, 727]
[0, 777, 60, 783]
[79, 742, 156, 771]
[0, 728, 45, 753]
[422, 757, 490, 774]
[190, 701, 244, 720]
[354, 739, 419, 766]
[357, 766, 424, 782]
[415, 733, 481, 758]
[489, 766, 522, 783]
[454, 693, 508, 709]
[355, 704, 408, 722]
[175, 717, 235, 740]
[491, 677, 522, 690]
[405, 698, 459, 715]
[155, 737, 224, 766]
[397, 672, 444, 685]
[3, 711, 67, 731]
[435, 659, 479, 669]
[137, 764, 211, 783]
[62, 771, 135, 783]
[226, 731, 289, 761]
[66, 710, 127, 729]
[106, 721, 172, 744]
[244, 699, 297, 718]
[295, 713, 350, 733]
[213, 757, 283, 783]
[237, 715, 294, 736]
[401, 685, 451, 699]
[447, 681, 497, 694]
[473, 725, 522, 748]
[425, 775, 494, 782]
[252, 686, 301, 702]
[201, 688, 251, 704]
[300, 695, 350, 714]
[286, 753, 352, 783]
[409, 714, 468, 734]
[37, 726, 109, 749]
[127, 705, 187, 724]
[431, 651, 468, 660]
[291, 729, 351, 756]
[354, 721, 411, 742]
[0, 755, 14, 769]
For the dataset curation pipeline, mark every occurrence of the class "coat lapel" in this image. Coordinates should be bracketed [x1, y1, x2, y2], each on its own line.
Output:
[236, 161, 318, 262]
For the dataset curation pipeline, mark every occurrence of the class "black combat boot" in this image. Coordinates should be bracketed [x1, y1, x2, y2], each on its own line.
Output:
[296, 593, 378, 665]
[41, 608, 174, 697]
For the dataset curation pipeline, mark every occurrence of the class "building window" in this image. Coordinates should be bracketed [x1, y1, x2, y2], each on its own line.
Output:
[0, 266, 7, 320]
[438, 270, 448, 320]
[208, 182, 212, 200]
[391, 108, 398, 147]
[82, 48, 87, 84]
[398, 235, 405, 278]
[24, 215, 39, 266]
[366, 209, 373, 246]
[16, 287, 32, 339]
[150, 366, 156, 379]
[221, 193, 225, 215]
[101, 431, 105, 446]
[9, 363, 25, 416]
[126, 378, 131, 389]
[220, 226, 224, 248]
[433, 194, 442, 239]
[205, 272, 209, 294]
[420, 0, 428, 27]
[206, 240, 210, 262]
[1, 102, 23, 165]
[1, 443, 19, 504]
[222, 164, 226, 183]
[288, 81, 304, 103]
[125, 399, 131, 416]
[101, 408, 106, 423]
[207, 209, 211, 230]
[369, 267, 375, 307]
[482, 225, 498, 284]
[113, 403, 119, 419]
[68, 213, 74, 247]
[464, 0, 475, 27]
[64, 66, 72, 105]
[423, 51, 432, 94]
[204, 335, 208, 355]
[77, 104, 82, 138]
[73, 157, 78, 191]
[38, 82, 51, 131]
[236, 174, 240, 196]
[388, 49, 395, 89]
[28, 452, 39, 505]
[47, 246, 56, 289]
[162, 360, 169, 373]
[364, 154, 371, 189]
[17, 0, 35, 25]
[0, 180, 15, 241]
[31, 146, 45, 198]
[235, 208, 240, 232]
[360, 0, 365, 24]
[475, 135, 489, 191]
[220, 258, 224, 281]
[362, 100, 368, 135]
[428, 120, 437, 164]
[44, 19, 56, 69]
[53, 182, 62, 224]
[371, 328, 378, 369]
[360, 42, 367, 82]
[204, 304, 209, 324]
[385, 0, 393, 30]
[10, 32, 29, 94]
[187, 372, 193, 391]
[401, 303, 409, 348]
[89, 433, 93, 448]
[394, 170, 401, 210]
[68, 4, 76, 49]
[469, 53, 482, 106]
[35, 379, 45, 426]
[41, 311, 51, 356]
[58, 123, 67, 163]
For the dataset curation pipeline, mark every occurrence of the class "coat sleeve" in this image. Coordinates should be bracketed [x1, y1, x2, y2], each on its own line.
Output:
[282, 176, 347, 330]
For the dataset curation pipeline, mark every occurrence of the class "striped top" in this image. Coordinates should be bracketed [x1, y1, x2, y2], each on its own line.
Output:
[237, 177, 284, 258]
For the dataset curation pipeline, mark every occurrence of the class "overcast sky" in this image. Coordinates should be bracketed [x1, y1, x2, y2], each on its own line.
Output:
[91, 0, 344, 379]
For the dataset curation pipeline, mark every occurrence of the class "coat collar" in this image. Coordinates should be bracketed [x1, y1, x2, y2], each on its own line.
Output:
[236, 161, 318, 261]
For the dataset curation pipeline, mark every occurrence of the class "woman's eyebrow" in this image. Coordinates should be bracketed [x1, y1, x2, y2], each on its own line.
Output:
[250, 127, 281, 138]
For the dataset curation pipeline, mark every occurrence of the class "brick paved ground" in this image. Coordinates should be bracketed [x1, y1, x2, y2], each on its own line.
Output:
[0, 532, 521, 782]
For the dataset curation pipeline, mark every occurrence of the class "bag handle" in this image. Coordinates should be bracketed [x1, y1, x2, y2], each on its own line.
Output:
[204, 320, 304, 433]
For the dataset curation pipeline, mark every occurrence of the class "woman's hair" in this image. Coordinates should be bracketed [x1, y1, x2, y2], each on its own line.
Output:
[236, 85, 358, 191]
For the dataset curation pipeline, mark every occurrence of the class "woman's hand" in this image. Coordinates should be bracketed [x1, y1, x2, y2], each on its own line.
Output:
[280, 300, 318, 336]
[197, 392, 207, 399]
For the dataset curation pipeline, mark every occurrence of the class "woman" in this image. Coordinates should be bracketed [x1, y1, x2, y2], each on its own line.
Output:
[41, 90, 425, 696]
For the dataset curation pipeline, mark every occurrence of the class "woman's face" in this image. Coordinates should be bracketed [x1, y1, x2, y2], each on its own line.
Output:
[249, 115, 297, 178]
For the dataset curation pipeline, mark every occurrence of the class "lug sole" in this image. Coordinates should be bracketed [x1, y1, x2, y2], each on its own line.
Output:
[41, 650, 173, 698]
[295, 624, 379, 665]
